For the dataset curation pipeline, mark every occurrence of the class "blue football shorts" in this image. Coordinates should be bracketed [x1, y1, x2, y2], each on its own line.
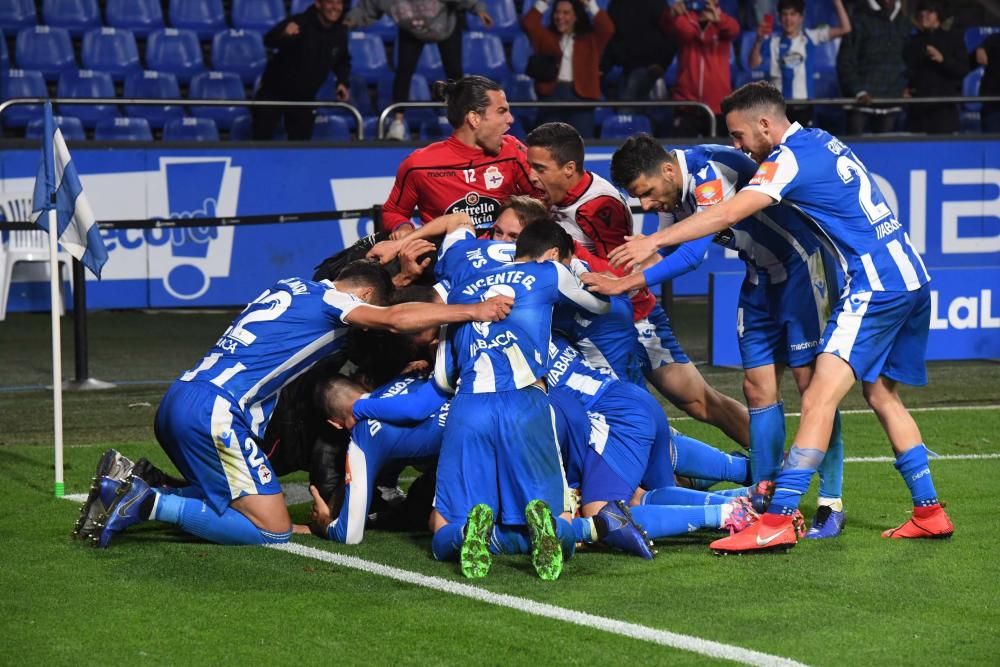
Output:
[634, 304, 691, 369]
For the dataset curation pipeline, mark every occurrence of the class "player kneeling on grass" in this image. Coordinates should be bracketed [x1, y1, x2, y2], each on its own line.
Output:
[73, 261, 513, 548]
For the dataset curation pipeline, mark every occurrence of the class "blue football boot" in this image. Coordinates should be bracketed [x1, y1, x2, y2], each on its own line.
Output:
[91, 475, 154, 549]
[72, 450, 136, 540]
[805, 505, 846, 539]
[598, 501, 655, 560]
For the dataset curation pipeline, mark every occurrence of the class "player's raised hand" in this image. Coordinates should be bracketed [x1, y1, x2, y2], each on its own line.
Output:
[580, 271, 629, 296]
[607, 234, 658, 270]
[397, 237, 436, 283]
[367, 239, 403, 264]
[476, 295, 514, 321]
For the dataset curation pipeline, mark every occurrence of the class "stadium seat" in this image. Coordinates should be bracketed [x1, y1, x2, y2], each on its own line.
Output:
[394, 42, 444, 83]
[508, 73, 538, 128]
[163, 116, 219, 141]
[290, 0, 314, 15]
[56, 69, 118, 128]
[123, 70, 184, 129]
[365, 15, 397, 44]
[600, 113, 652, 138]
[146, 28, 205, 84]
[964, 26, 1000, 53]
[363, 115, 402, 141]
[94, 116, 153, 141]
[42, 0, 100, 38]
[106, 0, 164, 38]
[511, 33, 532, 74]
[467, 0, 519, 43]
[211, 29, 267, 85]
[419, 116, 451, 140]
[168, 0, 227, 40]
[348, 31, 389, 84]
[379, 72, 436, 126]
[805, 1, 840, 30]
[81, 28, 141, 82]
[316, 73, 370, 123]
[1, 69, 47, 128]
[664, 59, 678, 87]
[231, 0, 285, 33]
[0, 0, 37, 33]
[813, 38, 840, 72]
[963, 67, 984, 112]
[312, 113, 351, 140]
[462, 32, 509, 85]
[188, 70, 246, 130]
[228, 113, 252, 140]
[26, 114, 86, 141]
[15, 26, 75, 82]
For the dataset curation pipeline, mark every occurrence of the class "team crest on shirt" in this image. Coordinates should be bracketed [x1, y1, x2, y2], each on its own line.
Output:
[257, 465, 272, 485]
[484, 166, 504, 190]
[695, 179, 723, 205]
[750, 161, 779, 185]
[445, 192, 502, 227]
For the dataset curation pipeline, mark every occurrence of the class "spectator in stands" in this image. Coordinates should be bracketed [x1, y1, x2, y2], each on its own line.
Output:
[749, 0, 851, 126]
[346, 0, 494, 140]
[521, 0, 615, 139]
[253, 0, 351, 141]
[662, 0, 740, 137]
[601, 0, 676, 108]
[976, 33, 1000, 133]
[902, 0, 967, 134]
[836, 0, 909, 134]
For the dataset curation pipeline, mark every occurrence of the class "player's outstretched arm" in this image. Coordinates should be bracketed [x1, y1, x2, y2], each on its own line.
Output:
[608, 190, 772, 269]
[554, 262, 611, 314]
[345, 295, 513, 333]
[368, 212, 474, 264]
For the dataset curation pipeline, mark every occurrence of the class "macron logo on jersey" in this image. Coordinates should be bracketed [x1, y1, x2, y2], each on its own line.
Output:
[750, 162, 779, 186]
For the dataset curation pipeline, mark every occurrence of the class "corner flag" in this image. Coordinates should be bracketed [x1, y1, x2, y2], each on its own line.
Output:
[30, 102, 108, 278]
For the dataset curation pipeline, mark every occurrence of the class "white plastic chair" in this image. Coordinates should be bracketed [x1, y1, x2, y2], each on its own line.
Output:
[0, 229, 73, 320]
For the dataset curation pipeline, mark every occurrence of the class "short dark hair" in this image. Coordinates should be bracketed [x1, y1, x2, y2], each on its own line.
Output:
[313, 374, 365, 419]
[548, 0, 592, 35]
[390, 284, 438, 305]
[514, 221, 574, 261]
[915, 0, 946, 15]
[524, 122, 584, 173]
[335, 259, 392, 306]
[721, 81, 787, 117]
[432, 75, 504, 129]
[495, 195, 551, 231]
[777, 0, 804, 14]
[609, 133, 674, 189]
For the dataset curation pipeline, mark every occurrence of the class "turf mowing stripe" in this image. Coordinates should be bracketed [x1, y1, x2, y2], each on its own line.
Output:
[670, 404, 1000, 421]
[269, 542, 807, 667]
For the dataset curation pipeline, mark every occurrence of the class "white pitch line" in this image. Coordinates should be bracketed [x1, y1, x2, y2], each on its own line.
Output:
[845, 453, 1000, 463]
[268, 542, 807, 667]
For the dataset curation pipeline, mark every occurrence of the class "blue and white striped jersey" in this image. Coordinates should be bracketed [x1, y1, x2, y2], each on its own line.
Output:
[434, 227, 515, 289]
[545, 335, 616, 410]
[760, 27, 832, 99]
[744, 123, 930, 293]
[435, 259, 610, 395]
[178, 277, 363, 437]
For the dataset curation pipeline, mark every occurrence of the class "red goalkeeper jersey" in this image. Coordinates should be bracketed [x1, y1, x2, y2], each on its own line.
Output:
[381, 134, 537, 232]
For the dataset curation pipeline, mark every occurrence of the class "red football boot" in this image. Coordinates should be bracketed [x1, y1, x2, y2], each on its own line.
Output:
[710, 513, 798, 554]
[882, 504, 954, 539]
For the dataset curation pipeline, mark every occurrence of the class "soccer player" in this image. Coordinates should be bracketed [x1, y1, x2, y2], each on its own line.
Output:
[608, 82, 953, 552]
[583, 134, 846, 538]
[75, 261, 513, 549]
[381, 76, 538, 239]
[430, 221, 613, 580]
[524, 121, 749, 448]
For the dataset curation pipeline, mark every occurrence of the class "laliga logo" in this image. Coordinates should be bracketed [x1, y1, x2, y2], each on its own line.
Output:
[929, 289, 1000, 330]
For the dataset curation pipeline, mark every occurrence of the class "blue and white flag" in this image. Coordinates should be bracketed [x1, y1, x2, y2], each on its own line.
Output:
[30, 102, 108, 279]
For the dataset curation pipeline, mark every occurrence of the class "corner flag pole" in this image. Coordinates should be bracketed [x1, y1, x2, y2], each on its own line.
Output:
[48, 204, 65, 498]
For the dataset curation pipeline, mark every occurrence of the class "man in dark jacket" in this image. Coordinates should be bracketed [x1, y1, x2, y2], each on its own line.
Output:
[602, 0, 676, 106]
[836, 0, 909, 134]
[253, 0, 352, 140]
[903, 0, 967, 134]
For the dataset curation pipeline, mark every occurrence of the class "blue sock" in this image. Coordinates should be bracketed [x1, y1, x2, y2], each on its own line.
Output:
[894, 444, 939, 507]
[767, 445, 824, 516]
[556, 517, 577, 560]
[749, 402, 786, 483]
[642, 486, 732, 506]
[489, 525, 531, 554]
[152, 494, 289, 545]
[631, 504, 722, 539]
[712, 485, 752, 498]
[431, 522, 464, 561]
[817, 410, 845, 500]
[571, 517, 597, 543]
[672, 431, 749, 484]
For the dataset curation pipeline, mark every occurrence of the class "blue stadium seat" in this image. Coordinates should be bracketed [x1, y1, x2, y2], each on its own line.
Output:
[146, 28, 205, 84]
[169, 0, 227, 40]
[124, 70, 184, 128]
[812, 69, 840, 98]
[664, 59, 678, 87]
[312, 113, 351, 140]
[805, 0, 840, 29]
[737, 31, 758, 73]
[316, 73, 371, 122]
[290, 0, 314, 15]
[81, 28, 141, 82]
[94, 116, 153, 141]
[363, 115, 404, 141]
[1, 69, 47, 128]
[348, 31, 388, 84]
[188, 70, 246, 130]
[231, 0, 285, 33]
[0, 31, 8, 72]
[211, 29, 267, 85]
[42, 0, 100, 38]
[419, 116, 451, 140]
[965, 26, 1000, 53]
[15, 26, 75, 81]
[600, 113, 652, 138]
[228, 113, 251, 140]
[963, 67, 984, 112]
[467, 0, 519, 43]
[462, 32, 509, 85]
[508, 116, 526, 139]
[508, 73, 538, 127]
[106, 0, 164, 39]
[163, 116, 219, 141]
[812, 39, 839, 72]
[0, 0, 37, 33]
[365, 15, 397, 44]
[26, 114, 86, 141]
[378, 72, 435, 125]
[394, 42, 444, 82]
[511, 33, 532, 74]
[56, 69, 119, 128]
